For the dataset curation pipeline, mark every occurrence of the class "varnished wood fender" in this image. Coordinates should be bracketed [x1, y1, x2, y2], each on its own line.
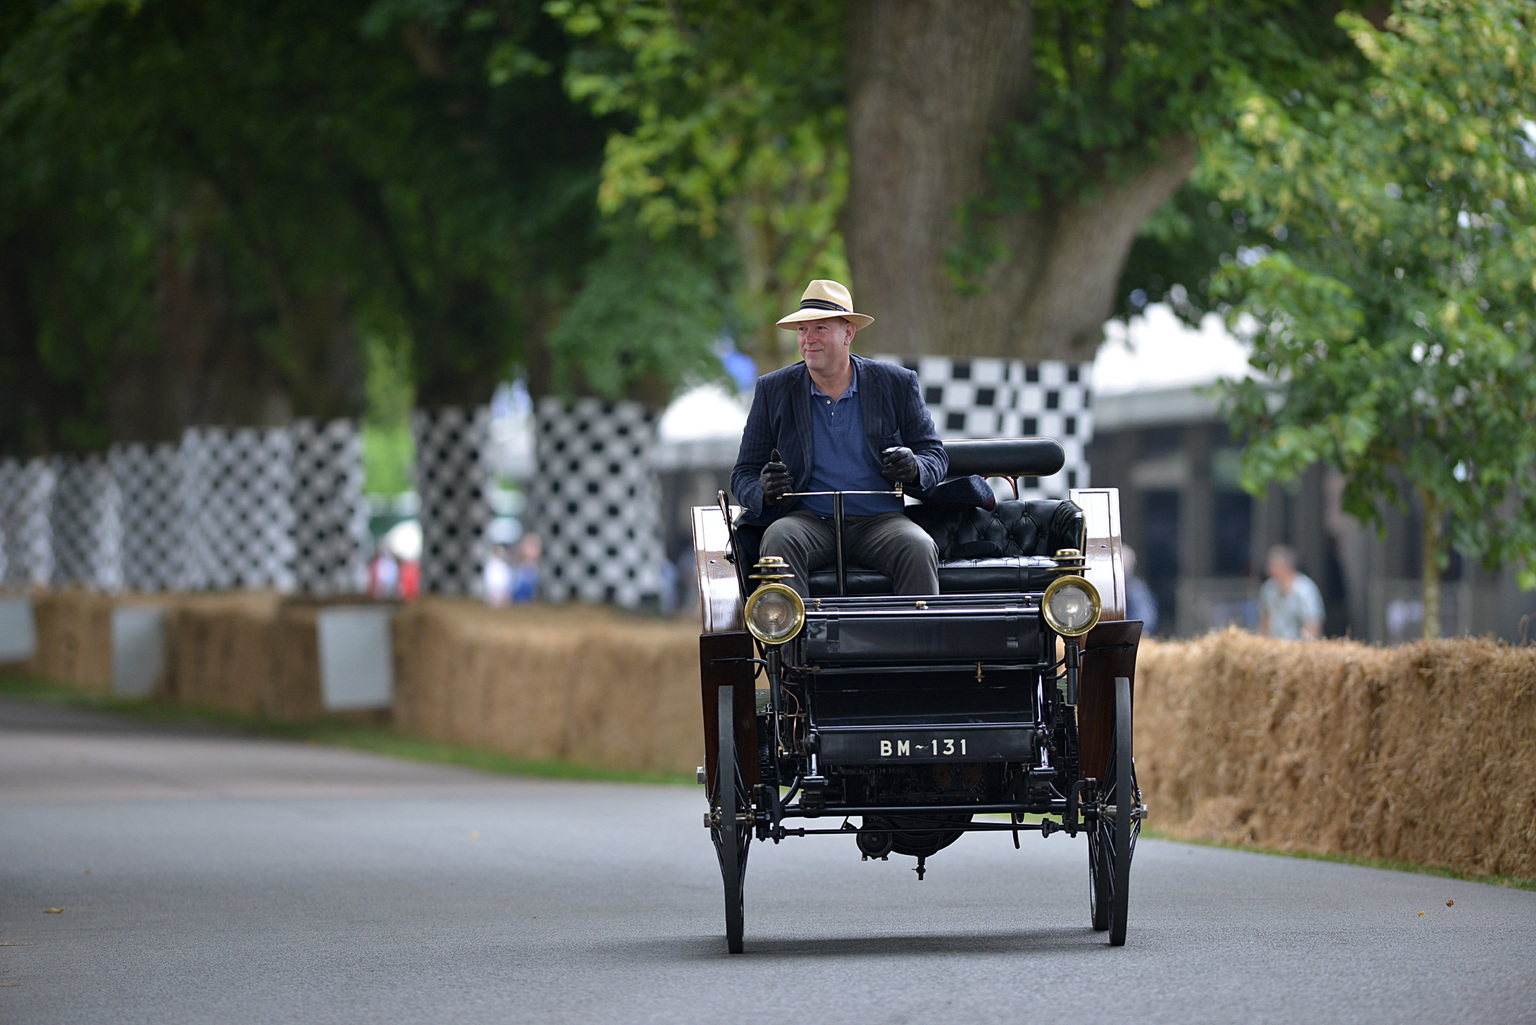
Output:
[1077, 619, 1143, 782]
[699, 631, 759, 794]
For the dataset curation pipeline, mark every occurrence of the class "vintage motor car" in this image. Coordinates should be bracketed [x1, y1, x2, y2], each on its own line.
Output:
[691, 438, 1145, 953]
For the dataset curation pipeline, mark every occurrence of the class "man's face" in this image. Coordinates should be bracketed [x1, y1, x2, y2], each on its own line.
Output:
[797, 317, 854, 375]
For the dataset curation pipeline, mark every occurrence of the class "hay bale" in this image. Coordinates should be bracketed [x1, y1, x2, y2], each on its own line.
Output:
[18, 589, 117, 691]
[393, 599, 702, 774]
[162, 592, 326, 719]
[1137, 629, 1536, 879]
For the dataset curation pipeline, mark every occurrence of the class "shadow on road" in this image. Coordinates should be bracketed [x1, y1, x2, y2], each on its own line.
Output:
[615, 928, 1105, 961]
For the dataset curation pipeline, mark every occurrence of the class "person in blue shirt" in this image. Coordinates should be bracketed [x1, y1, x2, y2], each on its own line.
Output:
[731, 280, 948, 598]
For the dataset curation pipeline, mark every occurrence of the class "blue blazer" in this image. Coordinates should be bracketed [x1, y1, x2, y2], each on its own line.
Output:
[731, 354, 948, 528]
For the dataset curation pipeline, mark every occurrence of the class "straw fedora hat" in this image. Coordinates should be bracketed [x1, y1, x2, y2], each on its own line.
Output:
[775, 279, 874, 330]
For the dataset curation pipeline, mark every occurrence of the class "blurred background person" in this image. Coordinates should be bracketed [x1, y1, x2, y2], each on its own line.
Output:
[509, 533, 541, 604]
[1259, 544, 1324, 640]
[368, 540, 399, 600]
[1123, 545, 1158, 637]
[483, 543, 513, 607]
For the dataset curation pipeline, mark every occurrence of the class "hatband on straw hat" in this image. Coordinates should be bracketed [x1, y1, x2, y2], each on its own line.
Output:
[775, 279, 874, 330]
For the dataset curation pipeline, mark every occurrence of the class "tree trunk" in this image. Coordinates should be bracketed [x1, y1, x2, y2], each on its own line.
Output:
[0, 225, 56, 457]
[1420, 489, 1441, 640]
[109, 195, 292, 442]
[844, 0, 1197, 360]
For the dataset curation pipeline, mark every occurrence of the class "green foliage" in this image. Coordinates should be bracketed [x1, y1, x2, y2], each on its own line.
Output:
[1003, 1, 1347, 206]
[1213, 0, 1536, 593]
[957, 0, 1356, 292]
[0, 0, 651, 450]
[364, 424, 417, 495]
[362, 327, 416, 494]
[545, 234, 731, 402]
[546, 0, 848, 367]
[1114, 181, 1257, 319]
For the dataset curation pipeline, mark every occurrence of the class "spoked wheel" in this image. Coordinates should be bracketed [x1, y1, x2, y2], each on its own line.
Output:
[710, 684, 750, 954]
[1087, 675, 1139, 945]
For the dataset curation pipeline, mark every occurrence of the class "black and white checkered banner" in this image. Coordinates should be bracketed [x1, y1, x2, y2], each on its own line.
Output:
[291, 419, 369, 595]
[413, 406, 492, 598]
[52, 454, 122, 590]
[113, 442, 187, 592]
[881, 356, 1094, 498]
[178, 426, 297, 591]
[528, 397, 664, 609]
[0, 457, 56, 588]
[3, 422, 368, 595]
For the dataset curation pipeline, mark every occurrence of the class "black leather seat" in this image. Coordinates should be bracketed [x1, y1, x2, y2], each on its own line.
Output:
[804, 498, 1085, 597]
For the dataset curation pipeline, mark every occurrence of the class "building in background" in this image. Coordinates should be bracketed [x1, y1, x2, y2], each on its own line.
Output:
[1087, 306, 1536, 643]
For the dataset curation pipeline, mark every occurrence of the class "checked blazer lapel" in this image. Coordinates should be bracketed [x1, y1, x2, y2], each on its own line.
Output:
[790, 362, 815, 480]
[853, 354, 886, 464]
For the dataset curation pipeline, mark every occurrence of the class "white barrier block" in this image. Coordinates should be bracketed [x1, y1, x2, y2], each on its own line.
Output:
[317, 606, 394, 711]
[112, 606, 165, 697]
[0, 597, 37, 663]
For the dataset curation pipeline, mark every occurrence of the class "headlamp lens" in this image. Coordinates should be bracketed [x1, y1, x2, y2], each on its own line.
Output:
[745, 584, 805, 644]
[1043, 575, 1101, 637]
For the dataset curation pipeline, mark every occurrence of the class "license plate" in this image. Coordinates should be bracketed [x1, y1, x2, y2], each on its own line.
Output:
[819, 728, 1035, 764]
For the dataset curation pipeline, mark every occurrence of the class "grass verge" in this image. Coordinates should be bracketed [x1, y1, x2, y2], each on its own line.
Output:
[0, 674, 694, 787]
[1137, 826, 1536, 892]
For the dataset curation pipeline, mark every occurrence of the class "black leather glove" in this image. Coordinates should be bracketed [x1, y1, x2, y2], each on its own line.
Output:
[760, 448, 794, 505]
[880, 445, 919, 484]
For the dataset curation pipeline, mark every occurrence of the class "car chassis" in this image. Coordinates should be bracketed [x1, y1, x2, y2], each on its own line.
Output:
[692, 438, 1146, 953]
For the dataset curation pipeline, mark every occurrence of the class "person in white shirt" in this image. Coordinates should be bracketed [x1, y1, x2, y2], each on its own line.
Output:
[1258, 544, 1324, 640]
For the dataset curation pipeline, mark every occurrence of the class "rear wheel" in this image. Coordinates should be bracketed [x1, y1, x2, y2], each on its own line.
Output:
[1087, 675, 1138, 945]
[710, 684, 749, 953]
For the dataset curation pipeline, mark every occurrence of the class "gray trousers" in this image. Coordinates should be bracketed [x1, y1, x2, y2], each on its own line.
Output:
[760, 510, 939, 598]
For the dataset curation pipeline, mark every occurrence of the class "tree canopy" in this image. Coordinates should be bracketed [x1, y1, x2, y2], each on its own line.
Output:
[1212, 0, 1536, 633]
[546, 0, 847, 368]
[549, 0, 1363, 363]
[0, 0, 728, 459]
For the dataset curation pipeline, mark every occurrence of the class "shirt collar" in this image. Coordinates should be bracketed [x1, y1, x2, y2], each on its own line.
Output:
[809, 359, 858, 400]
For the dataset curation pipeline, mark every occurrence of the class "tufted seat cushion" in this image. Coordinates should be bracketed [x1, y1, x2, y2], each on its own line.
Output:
[804, 498, 1085, 597]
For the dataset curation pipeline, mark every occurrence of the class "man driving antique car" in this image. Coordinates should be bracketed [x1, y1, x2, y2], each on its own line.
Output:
[730, 279, 948, 598]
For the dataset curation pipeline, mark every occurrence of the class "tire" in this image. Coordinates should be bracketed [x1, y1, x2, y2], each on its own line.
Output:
[1109, 674, 1135, 946]
[711, 684, 748, 954]
[1087, 675, 1138, 945]
[1088, 812, 1112, 932]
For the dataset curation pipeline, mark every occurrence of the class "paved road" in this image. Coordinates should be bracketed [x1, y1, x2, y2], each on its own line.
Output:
[3, 695, 1534, 1025]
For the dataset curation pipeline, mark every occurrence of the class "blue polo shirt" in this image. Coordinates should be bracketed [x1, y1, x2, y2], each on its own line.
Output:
[803, 364, 902, 518]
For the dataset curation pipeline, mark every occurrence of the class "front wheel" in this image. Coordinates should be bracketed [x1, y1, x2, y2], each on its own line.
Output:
[710, 684, 749, 953]
[1087, 675, 1138, 945]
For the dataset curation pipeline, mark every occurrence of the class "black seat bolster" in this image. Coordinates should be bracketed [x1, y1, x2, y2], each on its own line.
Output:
[937, 557, 1061, 594]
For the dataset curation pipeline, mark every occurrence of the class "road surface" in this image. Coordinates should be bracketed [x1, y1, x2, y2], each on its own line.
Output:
[2, 695, 1533, 1025]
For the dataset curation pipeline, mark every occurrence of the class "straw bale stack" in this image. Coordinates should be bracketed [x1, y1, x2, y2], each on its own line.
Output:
[1136, 629, 1536, 879]
[14, 589, 116, 690]
[162, 592, 326, 719]
[391, 599, 702, 774]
